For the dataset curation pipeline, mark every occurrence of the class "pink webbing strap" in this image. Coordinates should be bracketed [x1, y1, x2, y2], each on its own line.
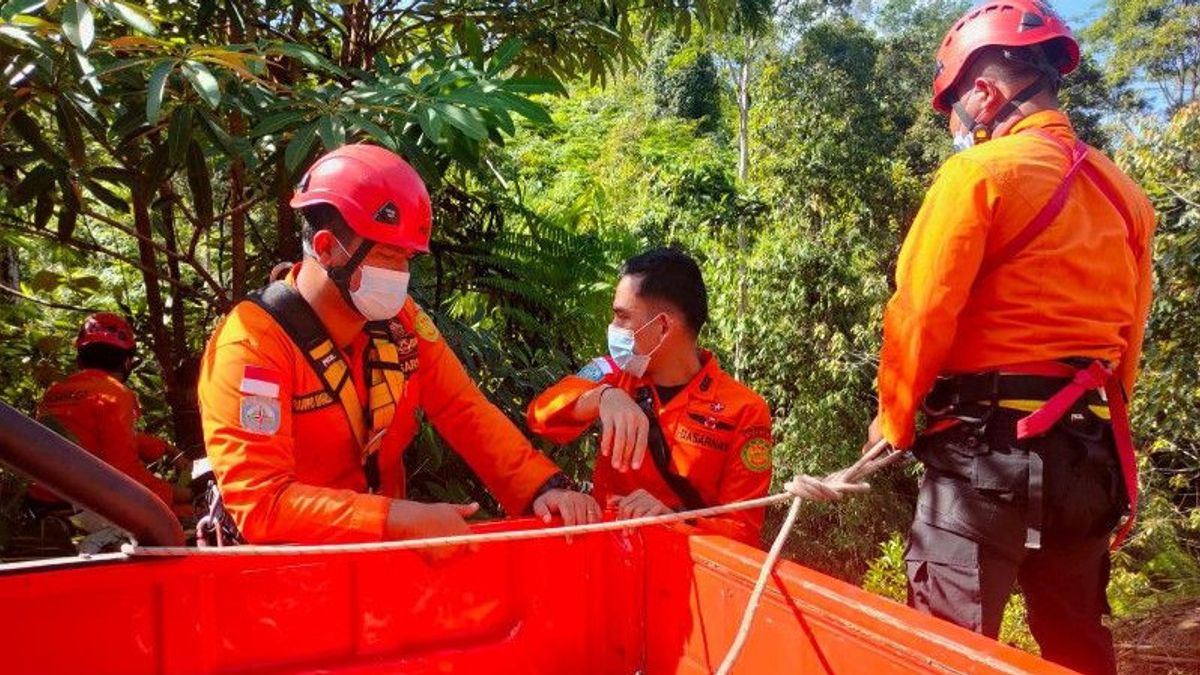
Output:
[977, 130, 1090, 279]
[1015, 360, 1112, 439]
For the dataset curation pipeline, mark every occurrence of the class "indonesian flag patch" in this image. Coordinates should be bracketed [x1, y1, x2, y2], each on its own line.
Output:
[240, 365, 281, 398]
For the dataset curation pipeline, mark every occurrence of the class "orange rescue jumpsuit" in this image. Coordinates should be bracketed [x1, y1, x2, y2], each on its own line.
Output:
[880, 110, 1155, 673]
[527, 351, 772, 546]
[878, 110, 1156, 448]
[35, 369, 174, 505]
[198, 279, 561, 544]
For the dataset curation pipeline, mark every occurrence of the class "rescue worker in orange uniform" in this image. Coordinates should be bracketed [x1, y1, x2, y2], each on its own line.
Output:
[857, 3, 1155, 672]
[34, 313, 190, 511]
[198, 144, 600, 545]
[527, 248, 776, 546]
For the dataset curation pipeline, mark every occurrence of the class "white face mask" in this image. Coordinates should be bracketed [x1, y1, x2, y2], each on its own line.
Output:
[606, 314, 665, 377]
[952, 130, 976, 153]
[334, 240, 410, 321]
[350, 265, 410, 320]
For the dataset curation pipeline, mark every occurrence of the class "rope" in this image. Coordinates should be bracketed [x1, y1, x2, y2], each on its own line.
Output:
[123, 491, 800, 557]
[714, 439, 899, 674]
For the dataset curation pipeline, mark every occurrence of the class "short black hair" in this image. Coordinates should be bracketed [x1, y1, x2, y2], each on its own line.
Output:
[619, 247, 708, 335]
[77, 343, 133, 376]
[300, 203, 356, 252]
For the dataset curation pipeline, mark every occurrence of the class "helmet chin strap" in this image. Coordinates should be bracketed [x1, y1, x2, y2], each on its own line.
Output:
[324, 238, 375, 314]
[952, 75, 1048, 144]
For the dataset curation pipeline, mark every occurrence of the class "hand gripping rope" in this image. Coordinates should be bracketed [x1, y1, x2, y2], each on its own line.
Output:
[122, 441, 904, 674]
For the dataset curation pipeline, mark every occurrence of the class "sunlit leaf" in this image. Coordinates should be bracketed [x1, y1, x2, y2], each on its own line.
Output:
[145, 59, 174, 124]
[61, 0, 93, 51]
[180, 60, 221, 108]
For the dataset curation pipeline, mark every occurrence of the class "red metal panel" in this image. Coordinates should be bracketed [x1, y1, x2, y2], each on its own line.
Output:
[0, 518, 1069, 675]
[641, 526, 1072, 675]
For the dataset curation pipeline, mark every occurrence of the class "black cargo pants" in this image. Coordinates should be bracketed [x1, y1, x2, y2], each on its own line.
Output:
[904, 404, 1126, 675]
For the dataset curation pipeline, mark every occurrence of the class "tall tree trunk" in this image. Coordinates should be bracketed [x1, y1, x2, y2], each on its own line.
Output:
[275, 152, 300, 262]
[158, 188, 204, 455]
[131, 168, 181, 446]
[229, 12, 249, 299]
[734, 37, 754, 379]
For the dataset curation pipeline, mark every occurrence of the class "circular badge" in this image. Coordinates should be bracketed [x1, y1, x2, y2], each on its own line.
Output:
[741, 437, 773, 473]
[413, 310, 440, 342]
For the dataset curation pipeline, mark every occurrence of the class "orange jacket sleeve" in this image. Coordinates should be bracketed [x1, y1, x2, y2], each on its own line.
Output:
[696, 399, 773, 546]
[878, 157, 995, 448]
[1114, 198, 1157, 396]
[92, 392, 176, 506]
[135, 433, 170, 462]
[199, 320, 391, 544]
[415, 319, 561, 516]
[526, 358, 621, 444]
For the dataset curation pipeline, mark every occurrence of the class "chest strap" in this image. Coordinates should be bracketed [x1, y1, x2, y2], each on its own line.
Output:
[246, 282, 405, 492]
[634, 386, 707, 510]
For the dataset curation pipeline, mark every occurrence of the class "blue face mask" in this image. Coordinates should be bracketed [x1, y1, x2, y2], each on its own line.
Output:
[607, 315, 665, 377]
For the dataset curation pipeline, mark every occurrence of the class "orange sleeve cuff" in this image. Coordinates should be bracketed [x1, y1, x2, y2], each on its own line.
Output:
[527, 376, 607, 444]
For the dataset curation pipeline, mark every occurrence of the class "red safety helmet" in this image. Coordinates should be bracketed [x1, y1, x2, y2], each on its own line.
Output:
[75, 312, 135, 351]
[932, 0, 1080, 114]
[289, 144, 432, 253]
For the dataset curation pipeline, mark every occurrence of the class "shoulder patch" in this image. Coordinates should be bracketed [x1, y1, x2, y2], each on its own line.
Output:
[576, 357, 615, 382]
[740, 436, 773, 473]
[413, 309, 440, 342]
[240, 396, 281, 435]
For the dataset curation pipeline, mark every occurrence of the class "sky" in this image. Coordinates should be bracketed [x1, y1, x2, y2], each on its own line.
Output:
[1051, 0, 1105, 29]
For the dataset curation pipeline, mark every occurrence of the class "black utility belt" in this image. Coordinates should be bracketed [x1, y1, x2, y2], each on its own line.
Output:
[925, 372, 1106, 413]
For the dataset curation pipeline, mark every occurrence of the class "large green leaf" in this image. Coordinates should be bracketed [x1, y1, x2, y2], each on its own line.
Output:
[61, 0, 94, 51]
[10, 164, 56, 207]
[33, 192, 55, 230]
[9, 110, 62, 166]
[416, 105, 443, 144]
[432, 103, 487, 141]
[84, 179, 128, 212]
[186, 140, 213, 232]
[317, 115, 345, 150]
[501, 76, 566, 95]
[486, 37, 523, 76]
[146, 59, 174, 124]
[1, 0, 43, 21]
[271, 43, 346, 77]
[99, 0, 156, 35]
[55, 97, 85, 167]
[284, 120, 319, 172]
[345, 112, 396, 151]
[181, 60, 221, 108]
[57, 181, 80, 241]
[462, 19, 483, 69]
[249, 109, 309, 137]
[492, 91, 552, 125]
[167, 105, 193, 166]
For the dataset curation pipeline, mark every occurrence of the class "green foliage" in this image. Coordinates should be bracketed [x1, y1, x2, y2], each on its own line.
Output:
[1085, 0, 1200, 112]
[651, 38, 723, 135]
[1118, 103, 1200, 564]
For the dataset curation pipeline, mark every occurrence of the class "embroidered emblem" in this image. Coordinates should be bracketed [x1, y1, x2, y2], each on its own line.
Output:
[710, 401, 725, 413]
[413, 310, 439, 342]
[577, 362, 604, 382]
[240, 396, 281, 435]
[576, 357, 614, 382]
[741, 437, 773, 472]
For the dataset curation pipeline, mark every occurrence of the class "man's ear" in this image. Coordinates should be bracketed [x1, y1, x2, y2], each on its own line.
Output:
[311, 230, 337, 264]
